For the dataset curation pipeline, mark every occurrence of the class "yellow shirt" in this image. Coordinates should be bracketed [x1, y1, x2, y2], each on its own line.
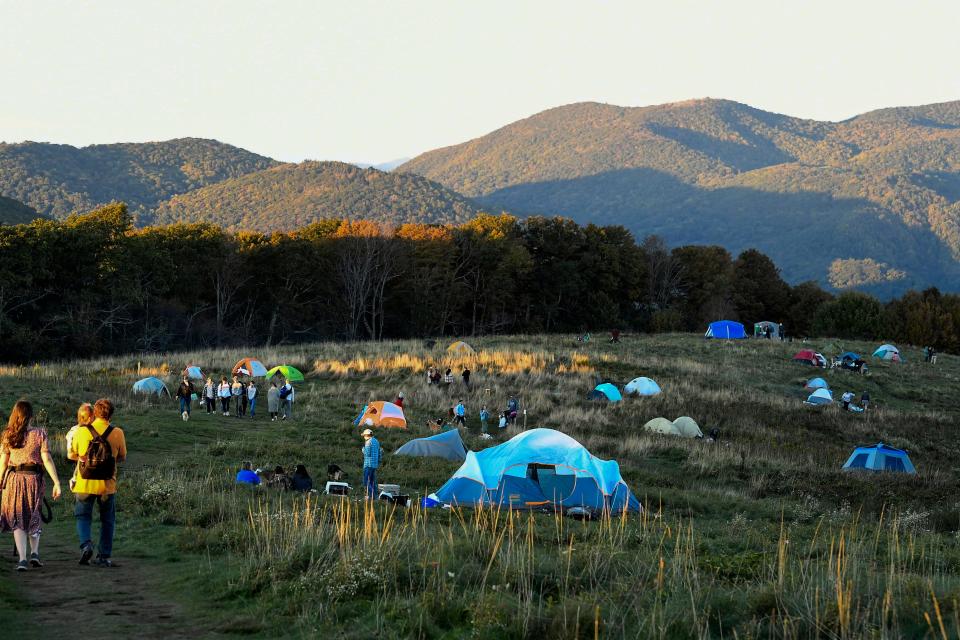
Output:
[69, 418, 127, 495]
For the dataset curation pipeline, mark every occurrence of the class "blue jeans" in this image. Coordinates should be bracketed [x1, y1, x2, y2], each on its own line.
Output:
[179, 396, 191, 415]
[75, 493, 116, 558]
[248, 397, 256, 417]
[363, 467, 377, 499]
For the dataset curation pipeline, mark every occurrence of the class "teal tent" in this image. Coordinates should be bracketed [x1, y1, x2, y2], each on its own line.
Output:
[132, 377, 169, 397]
[588, 383, 622, 403]
[842, 443, 916, 474]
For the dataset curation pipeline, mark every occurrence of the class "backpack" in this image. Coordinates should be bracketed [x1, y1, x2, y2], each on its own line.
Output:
[78, 425, 116, 481]
[279, 385, 291, 399]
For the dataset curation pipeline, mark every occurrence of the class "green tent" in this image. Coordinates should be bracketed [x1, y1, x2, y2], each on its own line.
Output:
[265, 365, 305, 382]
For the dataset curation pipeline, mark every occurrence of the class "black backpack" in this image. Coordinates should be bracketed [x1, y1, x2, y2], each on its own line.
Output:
[78, 425, 116, 481]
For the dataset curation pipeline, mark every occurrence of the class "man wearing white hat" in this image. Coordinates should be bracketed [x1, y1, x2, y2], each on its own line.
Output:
[361, 429, 381, 499]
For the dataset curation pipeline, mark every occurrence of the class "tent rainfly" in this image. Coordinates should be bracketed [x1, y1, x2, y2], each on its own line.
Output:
[395, 429, 467, 461]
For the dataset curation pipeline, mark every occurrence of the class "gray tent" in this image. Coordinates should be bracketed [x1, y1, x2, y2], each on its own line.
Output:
[395, 429, 467, 462]
[754, 321, 780, 338]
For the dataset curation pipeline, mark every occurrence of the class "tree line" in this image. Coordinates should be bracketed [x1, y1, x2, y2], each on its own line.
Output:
[0, 203, 957, 362]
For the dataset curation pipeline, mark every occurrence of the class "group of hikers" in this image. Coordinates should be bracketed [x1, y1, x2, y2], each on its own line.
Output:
[175, 375, 295, 422]
[425, 366, 470, 389]
[423, 394, 520, 435]
[1, 398, 125, 571]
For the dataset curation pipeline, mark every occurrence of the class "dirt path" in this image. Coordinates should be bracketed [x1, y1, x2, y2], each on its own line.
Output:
[2, 530, 201, 639]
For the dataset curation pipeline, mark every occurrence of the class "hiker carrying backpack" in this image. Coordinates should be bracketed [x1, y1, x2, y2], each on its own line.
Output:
[78, 424, 117, 480]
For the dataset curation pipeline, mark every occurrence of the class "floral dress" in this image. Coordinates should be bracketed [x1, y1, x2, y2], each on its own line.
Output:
[0, 428, 48, 535]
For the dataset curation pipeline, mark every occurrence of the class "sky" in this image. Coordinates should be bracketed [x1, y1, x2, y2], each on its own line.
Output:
[2, 1, 959, 164]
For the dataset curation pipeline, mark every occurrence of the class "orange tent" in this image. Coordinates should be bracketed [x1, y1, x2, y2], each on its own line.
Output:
[355, 401, 407, 429]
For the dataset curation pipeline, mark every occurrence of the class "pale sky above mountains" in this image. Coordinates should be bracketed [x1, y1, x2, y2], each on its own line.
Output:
[2, 1, 958, 163]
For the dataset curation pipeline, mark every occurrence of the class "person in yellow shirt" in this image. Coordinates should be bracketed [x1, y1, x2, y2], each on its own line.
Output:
[67, 398, 127, 567]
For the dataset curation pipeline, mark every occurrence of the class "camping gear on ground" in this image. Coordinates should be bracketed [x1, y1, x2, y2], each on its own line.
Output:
[265, 365, 305, 382]
[395, 429, 467, 461]
[324, 481, 350, 496]
[447, 340, 475, 354]
[804, 388, 833, 405]
[842, 443, 916, 474]
[754, 321, 780, 338]
[793, 350, 826, 367]
[429, 428, 641, 513]
[183, 365, 204, 380]
[132, 377, 169, 397]
[624, 377, 661, 396]
[588, 383, 622, 403]
[672, 416, 703, 438]
[805, 377, 830, 390]
[705, 320, 747, 339]
[233, 357, 268, 377]
[354, 401, 407, 428]
[873, 344, 902, 362]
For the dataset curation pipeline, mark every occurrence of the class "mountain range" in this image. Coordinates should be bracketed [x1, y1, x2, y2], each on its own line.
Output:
[400, 99, 960, 295]
[3, 97, 960, 295]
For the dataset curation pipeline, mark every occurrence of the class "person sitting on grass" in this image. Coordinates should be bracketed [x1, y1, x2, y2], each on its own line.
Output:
[236, 461, 260, 485]
[291, 464, 313, 492]
[268, 465, 291, 491]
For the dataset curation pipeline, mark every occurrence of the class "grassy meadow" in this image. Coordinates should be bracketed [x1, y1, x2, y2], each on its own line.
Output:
[1, 333, 959, 639]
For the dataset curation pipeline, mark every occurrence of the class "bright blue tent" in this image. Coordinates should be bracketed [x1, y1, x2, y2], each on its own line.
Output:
[805, 377, 830, 390]
[588, 383, 622, 403]
[705, 320, 747, 339]
[842, 443, 916, 474]
[430, 428, 641, 513]
[804, 388, 832, 405]
[395, 429, 467, 462]
[839, 352, 861, 362]
[132, 377, 169, 397]
[624, 377, 661, 396]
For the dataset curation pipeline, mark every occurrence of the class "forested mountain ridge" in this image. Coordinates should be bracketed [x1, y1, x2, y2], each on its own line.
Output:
[0, 195, 42, 225]
[149, 161, 484, 231]
[0, 138, 278, 219]
[399, 98, 960, 295]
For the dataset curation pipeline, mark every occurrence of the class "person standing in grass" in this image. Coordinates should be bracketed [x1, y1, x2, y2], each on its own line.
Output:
[267, 381, 280, 421]
[218, 377, 231, 415]
[204, 377, 215, 414]
[461, 366, 471, 388]
[68, 398, 126, 567]
[498, 412, 507, 430]
[231, 376, 244, 418]
[479, 405, 490, 433]
[280, 380, 294, 420]
[0, 400, 62, 571]
[454, 400, 466, 427]
[247, 381, 258, 418]
[239, 381, 249, 417]
[361, 429, 380, 499]
[176, 375, 194, 421]
[860, 391, 870, 411]
[395, 391, 404, 409]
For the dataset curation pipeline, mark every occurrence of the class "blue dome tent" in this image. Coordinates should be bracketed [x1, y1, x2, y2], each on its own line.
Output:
[395, 429, 467, 462]
[705, 320, 747, 339]
[430, 428, 641, 513]
[624, 377, 661, 396]
[842, 443, 916, 474]
[804, 377, 830, 390]
[132, 377, 169, 397]
[804, 388, 833, 405]
[839, 352, 861, 363]
[588, 383, 622, 403]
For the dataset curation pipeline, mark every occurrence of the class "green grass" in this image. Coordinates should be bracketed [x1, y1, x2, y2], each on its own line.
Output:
[1, 334, 959, 638]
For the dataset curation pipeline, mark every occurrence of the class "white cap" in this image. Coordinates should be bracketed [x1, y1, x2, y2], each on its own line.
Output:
[362, 428, 373, 436]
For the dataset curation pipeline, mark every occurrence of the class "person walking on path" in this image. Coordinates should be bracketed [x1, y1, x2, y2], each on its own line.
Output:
[67, 398, 126, 567]
[247, 381, 258, 418]
[204, 377, 216, 414]
[239, 381, 249, 417]
[176, 376, 194, 421]
[361, 429, 381, 499]
[280, 380, 294, 420]
[65, 403, 94, 482]
[479, 406, 490, 433]
[860, 391, 871, 411]
[267, 381, 280, 421]
[218, 377, 231, 415]
[0, 400, 62, 571]
[454, 400, 466, 427]
[231, 377, 244, 418]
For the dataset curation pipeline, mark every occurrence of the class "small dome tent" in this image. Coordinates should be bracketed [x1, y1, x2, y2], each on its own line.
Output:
[643, 417, 680, 436]
[233, 358, 268, 377]
[793, 350, 826, 367]
[588, 383, 622, 403]
[672, 416, 703, 438]
[705, 320, 747, 339]
[805, 377, 830, 390]
[447, 341, 475, 355]
[265, 365, 305, 382]
[353, 401, 407, 428]
[804, 388, 833, 405]
[430, 428, 641, 513]
[843, 443, 916, 474]
[754, 321, 780, 338]
[395, 429, 467, 462]
[872, 344, 902, 362]
[624, 377, 661, 396]
[132, 377, 169, 397]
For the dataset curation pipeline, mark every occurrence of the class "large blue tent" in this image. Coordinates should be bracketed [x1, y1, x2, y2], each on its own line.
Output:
[705, 320, 747, 339]
[842, 443, 916, 474]
[430, 428, 641, 513]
